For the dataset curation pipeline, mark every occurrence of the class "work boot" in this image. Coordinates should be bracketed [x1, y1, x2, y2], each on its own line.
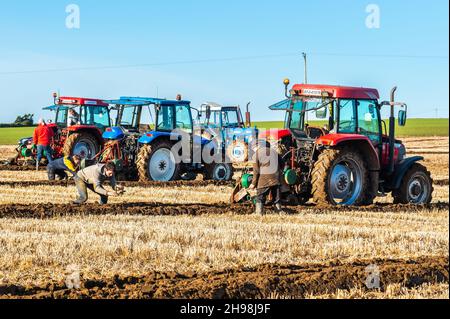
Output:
[275, 203, 288, 215]
[255, 203, 264, 216]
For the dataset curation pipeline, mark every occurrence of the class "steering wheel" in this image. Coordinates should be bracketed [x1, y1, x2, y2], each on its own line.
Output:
[176, 121, 190, 129]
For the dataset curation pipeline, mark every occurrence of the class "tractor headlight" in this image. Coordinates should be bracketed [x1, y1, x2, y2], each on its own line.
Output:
[397, 144, 406, 162]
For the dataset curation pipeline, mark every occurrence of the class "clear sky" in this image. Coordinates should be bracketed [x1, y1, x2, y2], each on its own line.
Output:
[0, 0, 448, 123]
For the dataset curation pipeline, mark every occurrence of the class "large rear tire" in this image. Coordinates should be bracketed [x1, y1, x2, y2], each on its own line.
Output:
[311, 147, 369, 206]
[392, 163, 433, 204]
[63, 133, 100, 160]
[137, 141, 181, 182]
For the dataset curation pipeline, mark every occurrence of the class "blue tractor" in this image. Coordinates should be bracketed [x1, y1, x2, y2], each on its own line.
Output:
[197, 102, 258, 163]
[100, 97, 234, 182]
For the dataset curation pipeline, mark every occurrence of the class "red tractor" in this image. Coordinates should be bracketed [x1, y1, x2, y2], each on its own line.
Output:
[11, 94, 111, 165]
[233, 80, 433, 206]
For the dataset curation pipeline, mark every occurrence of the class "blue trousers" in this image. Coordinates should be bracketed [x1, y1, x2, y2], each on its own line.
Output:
[37, 145, 53, 164]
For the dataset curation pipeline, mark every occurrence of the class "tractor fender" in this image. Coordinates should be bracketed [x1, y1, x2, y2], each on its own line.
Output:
[67, 127, 103, 144]
[102, 127, 125, 140]
[259, 129, 292, 141]
[138, 131, 173, 145]
[389, 156, 424, 190]
[316, 134, 380, 171]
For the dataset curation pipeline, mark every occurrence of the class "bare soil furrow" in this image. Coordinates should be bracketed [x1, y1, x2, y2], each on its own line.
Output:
[0, 256, 447, 299]
[0, 202, 447, 219]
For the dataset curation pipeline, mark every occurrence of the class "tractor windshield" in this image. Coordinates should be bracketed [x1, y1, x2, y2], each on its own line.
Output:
[198, 108, 242, 128]
[221, 109, 242, 128]
[119, 106, 140, 130]
[270, 97, 334, 130]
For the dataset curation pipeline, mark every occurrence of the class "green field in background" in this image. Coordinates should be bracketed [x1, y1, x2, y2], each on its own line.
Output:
[0, 127, 35, 145]
[254, 119, 449, 137]
[0, 119, 448, 144]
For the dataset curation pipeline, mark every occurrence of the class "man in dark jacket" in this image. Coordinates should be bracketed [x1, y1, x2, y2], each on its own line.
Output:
[47, 155, 81, 181]
[249, 140, 286, 215]
[73, 162, 123, 205]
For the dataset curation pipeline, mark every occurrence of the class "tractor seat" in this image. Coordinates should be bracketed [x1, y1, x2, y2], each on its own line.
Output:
[306, 126, 328, 139]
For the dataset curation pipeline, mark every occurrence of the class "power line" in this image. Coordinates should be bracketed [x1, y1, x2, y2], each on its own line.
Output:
[0, 51, 447, 76]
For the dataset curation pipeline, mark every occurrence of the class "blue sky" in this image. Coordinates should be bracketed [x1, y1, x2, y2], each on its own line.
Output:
[0, 0, 448, 123]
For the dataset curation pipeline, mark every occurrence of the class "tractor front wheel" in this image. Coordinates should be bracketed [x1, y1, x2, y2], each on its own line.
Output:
[137, 141, 181, 182]
[204, 162, 234, 181]
[311, 148, 369, 206]
[392, 163, 433, 204]
[63, 133, 99, 160]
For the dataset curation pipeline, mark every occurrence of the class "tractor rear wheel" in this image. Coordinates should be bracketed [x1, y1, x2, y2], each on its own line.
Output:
[204, 162, 234, 181]
[392, 163, 433, 204]
[311, 147, 369, 206]
[63, 133, 99, 160]
[137, 141, 181, 182]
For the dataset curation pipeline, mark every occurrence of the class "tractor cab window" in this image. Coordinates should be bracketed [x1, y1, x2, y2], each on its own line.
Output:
[199, 110, 221, 128]
[221, 109, 241, 128]
[175, 105, 193, 133]
[56, 107, 69, 126]
[357, 100, 381, 144]
[84, 106, 110, 130]
[289, 101, 303, 129]
[287, 98, 332, 130]
[120, 106, 140, 131]
[338, 99, 357, 133]
[156, 105, 175, 131]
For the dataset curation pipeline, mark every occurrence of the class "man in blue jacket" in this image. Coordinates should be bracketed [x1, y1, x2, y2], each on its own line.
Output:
[47, 155, 81, 181]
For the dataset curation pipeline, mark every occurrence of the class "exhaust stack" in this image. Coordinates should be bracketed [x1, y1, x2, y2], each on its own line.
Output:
[245, 102, 251, 128]
[388, 86, 398, 174]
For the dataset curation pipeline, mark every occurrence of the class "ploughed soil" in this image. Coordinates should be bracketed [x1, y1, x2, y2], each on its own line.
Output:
[0, 256, 447, 299]
[1, 179, 448, 187]
[0, 180, 235, 189]
[0, 165, 46, 171]
[0, 202, 448, 219]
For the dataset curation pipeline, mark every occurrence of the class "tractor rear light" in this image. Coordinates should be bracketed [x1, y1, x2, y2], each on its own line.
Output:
[146, 133, 153, 137]
[106, 128, 112, 132]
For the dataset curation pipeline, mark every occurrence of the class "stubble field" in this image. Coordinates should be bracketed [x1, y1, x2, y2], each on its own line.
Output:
[0, 137, 448, 299]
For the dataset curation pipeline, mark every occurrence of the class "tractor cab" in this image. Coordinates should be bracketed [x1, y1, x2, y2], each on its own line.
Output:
[47, 96, 111, 131]
[103, 97, 156, 138]
[197, 102, 258, 163]
[263, 82, 393, 161]
[12, 94, 111, 165]
[197, 102, 245, 129]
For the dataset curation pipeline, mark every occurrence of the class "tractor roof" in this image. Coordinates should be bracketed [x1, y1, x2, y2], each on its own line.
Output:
[110, 96, 191, 106]
[292, 84, 380, 100]
[44, 96, 109, 110]
[200, 102, 224, 112]
[200, 102, 240, 112]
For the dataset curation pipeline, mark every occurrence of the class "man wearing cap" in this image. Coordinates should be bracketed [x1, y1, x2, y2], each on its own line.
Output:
[33, 118, 54, 165]
[248, 140, 286, 215]
[73, 162, 123, 205]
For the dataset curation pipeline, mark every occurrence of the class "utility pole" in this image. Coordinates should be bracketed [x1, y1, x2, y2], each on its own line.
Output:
[302, 52, 308, 84]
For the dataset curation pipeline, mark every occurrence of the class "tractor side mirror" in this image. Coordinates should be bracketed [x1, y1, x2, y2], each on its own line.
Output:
[398, 110, 407, 126]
